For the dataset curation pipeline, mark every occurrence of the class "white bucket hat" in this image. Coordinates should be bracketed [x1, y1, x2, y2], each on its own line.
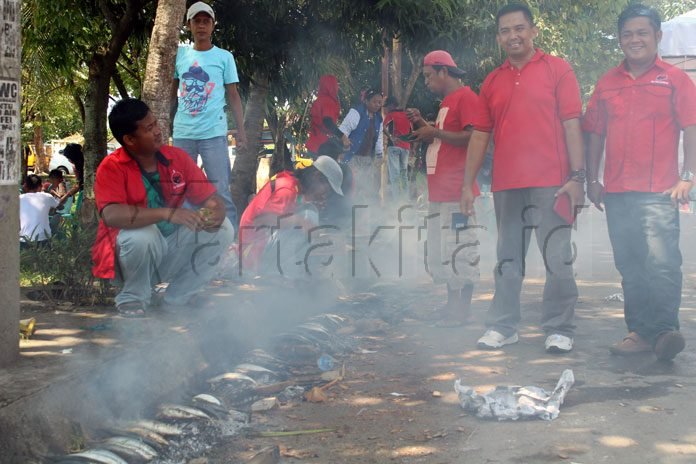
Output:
[313, 156, 344, 196]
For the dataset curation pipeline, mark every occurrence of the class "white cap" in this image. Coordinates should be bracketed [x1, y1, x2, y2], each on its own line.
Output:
[313, 156, 344, 196]
[187, 2, 215, 21]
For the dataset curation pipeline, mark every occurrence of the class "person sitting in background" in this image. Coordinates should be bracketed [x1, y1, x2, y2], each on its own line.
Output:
[20, 174, 70, 247]
[92, 98, 234, 317]
[45, 169, 68, 198]
[238, 156, 344, 277]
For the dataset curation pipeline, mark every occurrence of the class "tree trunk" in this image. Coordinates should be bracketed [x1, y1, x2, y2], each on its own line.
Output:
[389, 36, 402, 103]
[141, 0, 186, 144]
[389, 41, 421, 109]
[81, 0, 146, 219]
[82, 56, 112, 225]
[32, 117, 48, 173]
[400, 50, 422, 108]
[231, 70, 269, 216]
[269, 110, 290, 176]
[381, 30, 389, 96]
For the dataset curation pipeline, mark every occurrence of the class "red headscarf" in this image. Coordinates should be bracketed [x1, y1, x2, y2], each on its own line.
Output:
[305, 75, 340, 153]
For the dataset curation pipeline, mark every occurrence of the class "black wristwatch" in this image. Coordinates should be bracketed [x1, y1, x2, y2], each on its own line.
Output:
[568, 169, 586, 183]
[681, 170, 695, 183]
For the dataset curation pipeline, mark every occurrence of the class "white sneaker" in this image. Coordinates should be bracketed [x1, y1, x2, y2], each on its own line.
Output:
[545, 334, 573, 353]
[477, 330, 519, 349]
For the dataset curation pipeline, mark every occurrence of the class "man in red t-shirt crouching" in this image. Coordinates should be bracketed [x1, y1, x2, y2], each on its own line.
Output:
[93, 99, 234, 317]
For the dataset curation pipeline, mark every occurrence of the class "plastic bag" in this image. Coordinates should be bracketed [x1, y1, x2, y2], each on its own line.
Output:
[454, 369, 574, 421]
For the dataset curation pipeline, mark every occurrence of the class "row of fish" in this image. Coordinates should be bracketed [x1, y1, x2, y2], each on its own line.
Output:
[49, 313, 354, 464]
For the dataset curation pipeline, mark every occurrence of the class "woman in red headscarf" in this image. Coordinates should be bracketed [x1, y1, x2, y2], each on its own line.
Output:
[305, 75, 349, 158]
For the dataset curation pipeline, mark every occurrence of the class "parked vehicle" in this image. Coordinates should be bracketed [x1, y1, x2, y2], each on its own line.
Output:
[49, 150, 75, 175]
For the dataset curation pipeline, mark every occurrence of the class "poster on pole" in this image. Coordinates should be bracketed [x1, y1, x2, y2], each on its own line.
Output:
[0, 0, 20, 186]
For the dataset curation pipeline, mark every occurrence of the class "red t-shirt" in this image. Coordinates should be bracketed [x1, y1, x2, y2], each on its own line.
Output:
[583, 58, 696, 193]
[92, 146, 216, 279]
[474, 49, 582, 192]
[384, 110, 412, 150]
[238, 171, 300, 270]
[427, 86, 480, 202]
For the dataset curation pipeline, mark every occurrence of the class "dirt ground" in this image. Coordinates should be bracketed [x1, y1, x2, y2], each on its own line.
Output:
[8, 208, 696, 464]
[205, 209, 696, 464]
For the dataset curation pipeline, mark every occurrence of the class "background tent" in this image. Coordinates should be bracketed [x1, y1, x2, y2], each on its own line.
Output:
[660, 8, 696, 85]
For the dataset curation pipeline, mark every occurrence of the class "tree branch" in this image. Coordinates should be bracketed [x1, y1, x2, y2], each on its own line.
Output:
[112, 67, 130, 99]
[98, 0, 119, 30]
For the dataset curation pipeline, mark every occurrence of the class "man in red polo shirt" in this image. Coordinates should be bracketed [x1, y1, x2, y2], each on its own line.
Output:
[461, 3, 585, 352]
[583, 4, 696, 361]
[93, 98, 234, 317]
[407, 50, 480, 327]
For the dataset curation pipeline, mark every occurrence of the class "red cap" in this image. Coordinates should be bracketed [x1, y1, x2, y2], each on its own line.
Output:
[423, 50, 465, 76]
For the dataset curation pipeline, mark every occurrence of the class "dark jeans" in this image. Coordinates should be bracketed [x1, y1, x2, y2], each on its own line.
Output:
[487, 188, 577, 337]
[605, 193, 682, 343]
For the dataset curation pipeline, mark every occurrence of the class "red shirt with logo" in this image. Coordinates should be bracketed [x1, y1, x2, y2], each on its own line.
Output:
[238, 171, 300, 270]
[583, 58, 696, 193]
[384, 110, 412, 150]
[92, 146, 216, 279]
[474, 49, 582, 192]
[427, 86, 480, 202]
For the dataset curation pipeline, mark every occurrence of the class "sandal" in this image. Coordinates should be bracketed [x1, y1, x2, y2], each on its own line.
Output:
[116, 301, 146, 318]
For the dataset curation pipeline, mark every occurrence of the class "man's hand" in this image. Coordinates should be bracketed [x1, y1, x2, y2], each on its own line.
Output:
[199, 195, 226, 230]
[167, 207, 205, 231]
[413, 124, 438, 143]
[587, 181, 605, 212]
[460, 185, 476, 216]
[663, 180, 693, 206]
[341, 133, 351, 149]
[406, 108, 426, 128]
[556, 180, 586, 215]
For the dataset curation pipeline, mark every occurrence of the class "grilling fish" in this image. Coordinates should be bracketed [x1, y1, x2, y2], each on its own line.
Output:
[102, 437, 158, 462]
[58, 449, 128, 464]
[156, 403, 211, 421]
[131, 420, 184, 437]
[192, 393, 222, 406]
[120, 427, 169, 447]
[207, 372, 258, 386]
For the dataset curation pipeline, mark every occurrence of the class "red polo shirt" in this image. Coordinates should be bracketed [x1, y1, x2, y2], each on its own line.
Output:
[583, 58, 696, 193]
[384, 110, 412, 150]
[474, 49, 582, 192]
[92, 146, 216, 279]
[427, 85, 480, 202]
[238, 171, 300, 270]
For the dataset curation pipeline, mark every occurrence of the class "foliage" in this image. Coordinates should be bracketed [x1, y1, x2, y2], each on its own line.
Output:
[20, 220, 112, 305]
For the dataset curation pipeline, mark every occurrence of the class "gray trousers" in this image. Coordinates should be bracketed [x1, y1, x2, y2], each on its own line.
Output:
[114, 219, 235, 307]
[426, 201, 480, 291]
[487, 188, 577, 337]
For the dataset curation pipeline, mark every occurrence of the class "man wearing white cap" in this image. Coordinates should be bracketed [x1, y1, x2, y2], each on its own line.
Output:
[172, 1, 246, 224]
[238, 156, 343, 276]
